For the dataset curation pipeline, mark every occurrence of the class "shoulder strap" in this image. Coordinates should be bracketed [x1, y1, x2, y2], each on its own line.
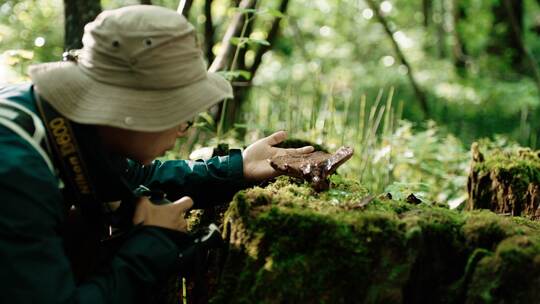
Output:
[34, 93, 110, 237]
[0, 98, 55, 173]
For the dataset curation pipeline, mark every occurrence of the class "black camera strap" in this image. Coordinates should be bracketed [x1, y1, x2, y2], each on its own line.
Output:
[34, 93, 108, 237]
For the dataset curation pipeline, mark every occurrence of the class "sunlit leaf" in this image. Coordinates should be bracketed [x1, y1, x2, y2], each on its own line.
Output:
[232, 7, 258, 14]
[219, 70, 252, 80]
[246, 37, 270, 46]
[265, 8, 285, 18]
[237, 70, 252, 80]
[233, 123, 248, 129]
[197, 111, 216, 127]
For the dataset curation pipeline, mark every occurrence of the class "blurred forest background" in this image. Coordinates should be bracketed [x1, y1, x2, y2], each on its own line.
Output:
[1, 0, 539, 207]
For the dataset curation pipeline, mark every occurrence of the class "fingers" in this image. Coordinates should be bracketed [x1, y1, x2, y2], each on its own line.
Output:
[263, 130, 287, 146]
[279, 145, 315, 156]
[170, 196, 194, 213]
[132, 196, 193, 228]
[167, 196, 193, 232]
[294, 145, 315, 154]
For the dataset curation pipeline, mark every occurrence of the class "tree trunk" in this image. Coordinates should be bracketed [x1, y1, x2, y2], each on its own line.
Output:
[63, 0, 102, 50]
[248, 0, 288, 80]
[209, 0, 290, 130]
[452, 0, 467, 76]
[204, 0, 215, 64]
[467, 142, 540, 219]
[422, 0, 432, 28]
[229, 0, 290, 125]
[486, 0, 524, 68]
[208, 0, 257, 132]
[435, 0, 447, 59]
[177, 0, 194, 18]
[209, 0, 257, 73]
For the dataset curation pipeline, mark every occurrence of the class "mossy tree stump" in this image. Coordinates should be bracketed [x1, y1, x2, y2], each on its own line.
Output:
[467, 142, 540, 219]
[211, 177, 540, 303]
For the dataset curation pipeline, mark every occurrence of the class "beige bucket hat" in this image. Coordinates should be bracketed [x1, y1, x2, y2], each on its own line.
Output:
[28, 5, 232, 132]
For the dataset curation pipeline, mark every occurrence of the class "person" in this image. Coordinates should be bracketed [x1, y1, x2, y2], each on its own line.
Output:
[0, 5, 313, 303]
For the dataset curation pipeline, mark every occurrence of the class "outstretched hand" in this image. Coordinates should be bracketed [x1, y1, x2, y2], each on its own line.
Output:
[242, 131, 314, 182]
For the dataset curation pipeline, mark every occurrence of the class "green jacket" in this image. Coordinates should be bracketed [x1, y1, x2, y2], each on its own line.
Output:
[0, 83, 244, 303]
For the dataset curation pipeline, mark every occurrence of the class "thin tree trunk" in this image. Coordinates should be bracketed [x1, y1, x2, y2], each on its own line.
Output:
[435, 0, 447, 58]
[64, 0, 102, 50]
[227, 0, 290, 127]
[177, 0, 194, 18]
[248, 0, 289, 79]
[209, 0, 290, 129]
[486, 0, 523, 67]
[204, 0, 215, 64]
[207, 0, 256, 132]
[365, 0, 429, 117]
[452, 0, 467, 75]
[208, 0, 257, 73]
[422, 0, 432, 27]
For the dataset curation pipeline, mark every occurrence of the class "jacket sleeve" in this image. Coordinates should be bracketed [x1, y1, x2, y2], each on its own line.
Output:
[124, 150, 246, 209]
[0, 132, 183, 304]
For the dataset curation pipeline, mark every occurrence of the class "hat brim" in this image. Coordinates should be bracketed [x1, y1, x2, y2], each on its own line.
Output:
[28, 61, 233, 132]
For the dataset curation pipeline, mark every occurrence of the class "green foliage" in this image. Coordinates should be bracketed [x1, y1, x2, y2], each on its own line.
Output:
[3, 0, 540, 210]
[379, 121, 470, 206]
[247, 0, 540, 147]
[0, 0, 64, 82]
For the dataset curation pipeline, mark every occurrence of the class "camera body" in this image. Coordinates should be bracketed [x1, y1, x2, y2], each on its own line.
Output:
[104, 185, 223, 277]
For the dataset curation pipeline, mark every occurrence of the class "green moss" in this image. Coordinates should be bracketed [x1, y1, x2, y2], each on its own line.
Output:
[473, 147, 540, 192]
[474, 148, 540, 175]
[462, 211, 520, 250]
[466, 235, 540, 303]
[213, 177, 540, 303]
[468, 145, 540, 218]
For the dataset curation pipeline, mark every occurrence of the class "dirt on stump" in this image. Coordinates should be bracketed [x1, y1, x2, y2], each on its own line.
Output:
[270, 146, 354, 191]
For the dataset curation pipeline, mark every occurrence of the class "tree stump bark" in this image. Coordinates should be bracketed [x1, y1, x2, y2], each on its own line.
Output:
[467, 142, 540, 219]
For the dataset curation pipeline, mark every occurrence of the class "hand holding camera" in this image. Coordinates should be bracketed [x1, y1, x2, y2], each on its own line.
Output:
[132, 196, 193, 233]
